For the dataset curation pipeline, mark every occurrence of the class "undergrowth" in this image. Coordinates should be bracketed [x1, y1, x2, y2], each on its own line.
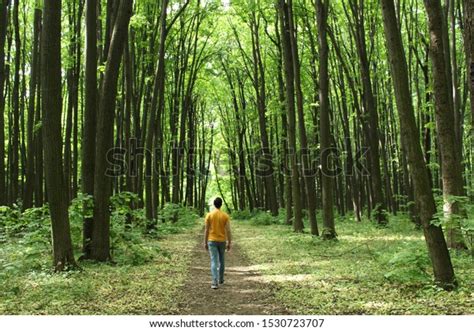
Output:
[0, 193, 199, 314]
[237, 212, 474, 314]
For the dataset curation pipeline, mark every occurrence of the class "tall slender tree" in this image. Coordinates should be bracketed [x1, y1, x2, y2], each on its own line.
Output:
[0, 0, 9, 206]
[465, 0, 474, 129]
[381, 0, 456, 289]
[423, 0, 467, 249]
[23, 5, 42, 210]
[42, 0, 76, 270]
[279, 0, 303, 232]
[316, 0, 336, 239]
[248, 10, 279, 216]
[10, 0, 21, 204]
[82, 0, 99, 259]
[346, 0, 388, 225]
[145, 0, 168, 223]
[92, 0, 133, 261]
[288, 0, 318, 235]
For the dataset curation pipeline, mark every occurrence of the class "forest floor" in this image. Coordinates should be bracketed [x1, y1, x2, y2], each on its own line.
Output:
[234, 217, 474, 315]
[175, 233, 288, 314]
[1, 213, 473, 315]
[0, 222, 200, 314]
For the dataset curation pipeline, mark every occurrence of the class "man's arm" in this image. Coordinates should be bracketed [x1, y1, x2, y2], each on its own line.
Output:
[204, 222, 210, 251]
[225, 222, 232, 251]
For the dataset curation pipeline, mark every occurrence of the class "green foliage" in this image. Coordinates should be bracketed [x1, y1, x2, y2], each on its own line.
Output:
[250, 210, 287, 226]
[160, 203, 199, 223]
[0, 205, 22, 238]
[129, 13, 149, 30]
[110, 191, 141, 225]
[0, 205, 51, 274]
[108, 193, 158, 265]
[231, 209, 255, 220]
[0, 192, 200, 273]
[251, 211, 277, 226]
[462, 204, 474, 255]
[69, 193, 94, 224]
[232, 208, 288, 225]
[383, 244, 430, 284]
[158, 203, 181, 223]
[0, 227, 199, 314]
[0, 205, 50, 241]
[111, 226, 158, 266]
[148, 203, 200, 238]
[237, 214, 474, 314]
[431, 196, 474, 254]
[0, 191, 203, 314]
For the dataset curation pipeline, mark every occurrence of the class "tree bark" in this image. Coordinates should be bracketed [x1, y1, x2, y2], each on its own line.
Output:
[145, 0, 168, 223]
[381, 0, 456, 289]
[249, 12, 279, 216]
[347, 0, 388, 225]
[10, 0, 20, 204]
[23, 7, 42, 210]
[0, 0, 9, 206]
[82, 0, 99, 259]
[317, 0, 336, 239]
[464, 0, 474, 133]
[278, 0, 303, 232]
[92, 0, 133, 261]
[424, 0, 467, 249]
[288, 0, 318, 235]
[41, 0, 76, 271]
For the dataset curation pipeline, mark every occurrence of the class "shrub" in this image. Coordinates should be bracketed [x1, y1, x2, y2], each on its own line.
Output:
[461, 210, 474, 256]
[231, 209, 255, 220]
[0, 205, 22, 238]
[158, 203, 199, 224]
[383, 244, 431, 284]
[251, 211, 280, 226]
[0, 205, 51, 273]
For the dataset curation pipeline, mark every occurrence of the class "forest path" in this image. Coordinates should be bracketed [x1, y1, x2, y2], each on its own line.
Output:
[175, 226, 288, 315]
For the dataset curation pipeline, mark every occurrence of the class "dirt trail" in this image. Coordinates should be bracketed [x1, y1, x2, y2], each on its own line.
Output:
[176, 232, 288, 315]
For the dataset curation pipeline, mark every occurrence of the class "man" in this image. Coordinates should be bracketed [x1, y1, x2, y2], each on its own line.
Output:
[204, 197, 232, 289]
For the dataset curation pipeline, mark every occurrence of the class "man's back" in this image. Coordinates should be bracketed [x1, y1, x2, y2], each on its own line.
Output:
[205, 209, 230, 242]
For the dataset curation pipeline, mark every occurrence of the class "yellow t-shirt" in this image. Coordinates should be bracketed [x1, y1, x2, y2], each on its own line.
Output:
[205, 209, 230, 242]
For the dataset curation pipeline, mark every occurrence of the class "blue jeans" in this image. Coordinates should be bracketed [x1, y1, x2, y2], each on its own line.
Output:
[208, 241, 226, 284]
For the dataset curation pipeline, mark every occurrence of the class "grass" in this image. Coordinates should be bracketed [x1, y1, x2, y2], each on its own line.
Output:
[235, 214, 474, 315]
[0, 220, 200, 315]
[1, 206, 472, 315]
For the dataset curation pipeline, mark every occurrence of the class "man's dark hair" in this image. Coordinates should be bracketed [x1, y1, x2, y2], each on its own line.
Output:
[214, 197, 223, 209]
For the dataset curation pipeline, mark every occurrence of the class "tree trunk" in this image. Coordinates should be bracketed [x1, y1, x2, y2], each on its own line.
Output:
[41, 0, 76, 271]
[464, 0, 474, 190]
[347, 0, 388, 225]
[288, 0, 318, 235]
[465, 0, 474, 130]
[249, 12, 279, 216]
[145, 0, 168, 224]
[34, 47, 43, 208]
[0, 0, 9, 206]
[23, 7, 42, 210]
[381, 0, 456, 289]
[64, 0, 83, 203]
[317, 0, 336, 239]
[10, 0, 20, 204]
[447, 0, 462, 158]
[82, 0, 99, 259]
[92, 0, 133, 261]
[424, 0, 467, 249]
[279, 0, 303, 232]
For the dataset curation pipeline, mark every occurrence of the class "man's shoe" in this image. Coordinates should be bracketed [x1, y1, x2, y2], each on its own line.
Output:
[219, 280, 224, 285]
[211, 283, 218, 289]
